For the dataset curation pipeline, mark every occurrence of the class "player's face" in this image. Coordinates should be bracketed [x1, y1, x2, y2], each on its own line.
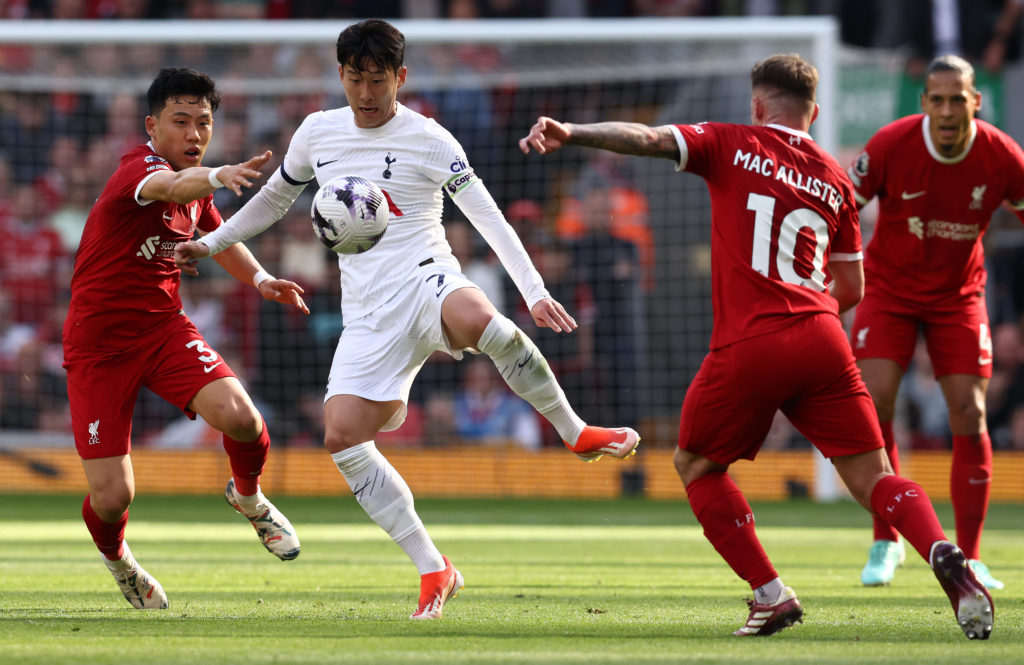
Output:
[340, 62, 407, 129]
[921, 71, 980, 158]
[145, 96, 214, 171]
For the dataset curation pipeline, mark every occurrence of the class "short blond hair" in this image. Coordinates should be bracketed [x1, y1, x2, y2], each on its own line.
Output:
[750, 54, 818, 109]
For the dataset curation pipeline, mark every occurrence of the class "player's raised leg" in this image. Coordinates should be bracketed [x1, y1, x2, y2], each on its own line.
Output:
[443, 287, 639, 462]
[326, 394, 462, 619]
[191, 377, 300, 561]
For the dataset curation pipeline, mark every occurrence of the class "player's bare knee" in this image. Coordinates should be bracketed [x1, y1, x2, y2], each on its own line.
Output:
[323, 425, 369, 454]
[90, 488, 132, 519]
[674, 448, 717, 486]
[947, 401, 985, 433]
[221, 408, 262, 442]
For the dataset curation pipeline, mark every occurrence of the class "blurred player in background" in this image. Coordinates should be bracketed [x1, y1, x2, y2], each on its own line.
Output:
[63, 67, 307, 609]
[520, 53, 994, 640]
[848, 54, 1023, 590]
[173, 19, 639, 620]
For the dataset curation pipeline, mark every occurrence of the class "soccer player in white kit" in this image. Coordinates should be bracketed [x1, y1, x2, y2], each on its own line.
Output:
[174, 19, 639, 620]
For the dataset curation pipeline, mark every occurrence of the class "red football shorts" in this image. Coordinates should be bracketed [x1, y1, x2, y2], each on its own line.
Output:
[678, 313, 883, 464]
[850, 292, 992, 378]
[65, 314, 236, 459]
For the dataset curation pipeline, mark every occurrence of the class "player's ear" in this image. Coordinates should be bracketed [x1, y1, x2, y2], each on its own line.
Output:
[809, 103, 819, 127]
[396, 65, 408, 90]
[144, 114, 157, 138]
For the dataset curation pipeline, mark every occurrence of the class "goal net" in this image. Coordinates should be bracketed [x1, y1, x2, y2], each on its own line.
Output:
[0, 17, 837, 454]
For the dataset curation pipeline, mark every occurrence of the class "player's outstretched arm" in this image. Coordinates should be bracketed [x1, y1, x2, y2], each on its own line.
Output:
[210, 150, 273, 197]
[530, 297, 577, 333]
[142, 151, 272, 204]
[520, 117, 679, 161]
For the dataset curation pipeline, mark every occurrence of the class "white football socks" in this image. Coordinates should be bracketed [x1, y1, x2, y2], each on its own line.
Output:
[476, 314, 585, 443]
[332, 441, 445, 575]
[754, 577, 786, 605]
[230, 487, 266, 516]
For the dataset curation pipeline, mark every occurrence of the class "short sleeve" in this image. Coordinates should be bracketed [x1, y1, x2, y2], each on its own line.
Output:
[847, 133, 886, 207]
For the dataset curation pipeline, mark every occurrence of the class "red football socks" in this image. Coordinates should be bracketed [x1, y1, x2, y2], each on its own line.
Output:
[869, 474, 946, 561]
[872, 421, 901, 543]
[950, 433, 992, 560]
[685, 471, 778, 589]
[82, 494, 127, 561]
[222, 417, 270, 496]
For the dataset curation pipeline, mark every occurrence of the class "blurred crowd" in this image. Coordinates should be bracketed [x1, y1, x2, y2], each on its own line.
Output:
[4, 1, 1024, 453]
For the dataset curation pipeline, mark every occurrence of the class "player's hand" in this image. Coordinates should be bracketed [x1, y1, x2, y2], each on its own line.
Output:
[530, 297, 577, 333]
[519, 116, 570, 155]
[173, 240, 211, 276]
[258, 278, 310, 314]
[215, 150, 273, 197]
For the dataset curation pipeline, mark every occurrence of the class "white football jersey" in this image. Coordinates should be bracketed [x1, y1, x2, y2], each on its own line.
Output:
[199, 102, 547, 322]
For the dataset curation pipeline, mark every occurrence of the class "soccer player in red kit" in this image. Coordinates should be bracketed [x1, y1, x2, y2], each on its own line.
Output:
[63, 68, 307, 609]
[520, 54, 994, 639]
[848, 54, 1021, 591]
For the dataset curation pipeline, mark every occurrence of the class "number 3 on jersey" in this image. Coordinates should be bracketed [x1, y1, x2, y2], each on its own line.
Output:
[748, 192, 828, 291]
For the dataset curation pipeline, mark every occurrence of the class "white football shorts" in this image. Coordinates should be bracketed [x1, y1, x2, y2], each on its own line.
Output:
[324, 258, 477, 431]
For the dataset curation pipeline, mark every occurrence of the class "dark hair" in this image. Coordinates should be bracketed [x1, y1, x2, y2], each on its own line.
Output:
[336, 19, 405, 73]
[750, 53, 818, 105]
[146, 67, 220, 116]
[925, 54, 976, 93]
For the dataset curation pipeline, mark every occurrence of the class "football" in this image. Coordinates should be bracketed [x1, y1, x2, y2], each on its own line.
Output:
[310, 175, 389, 254]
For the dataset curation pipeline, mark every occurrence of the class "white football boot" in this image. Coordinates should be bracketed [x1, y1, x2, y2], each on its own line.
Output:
[224, 478, 301, 561]
[104, 543, 168, 609]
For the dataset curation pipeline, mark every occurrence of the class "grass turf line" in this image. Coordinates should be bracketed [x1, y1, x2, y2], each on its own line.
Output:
[1, 494, 1021, 665]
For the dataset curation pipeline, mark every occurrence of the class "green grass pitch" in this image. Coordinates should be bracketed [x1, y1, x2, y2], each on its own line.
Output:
[1, 493, 1021, 664]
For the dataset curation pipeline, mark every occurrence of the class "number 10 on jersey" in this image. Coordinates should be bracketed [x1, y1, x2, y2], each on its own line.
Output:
[748, 192, 828, 291]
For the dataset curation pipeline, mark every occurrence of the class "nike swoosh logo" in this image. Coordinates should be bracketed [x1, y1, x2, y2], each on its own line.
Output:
[203, 362, 223, 373]
[317, 158, 338, 167]
[967, 477, 991, 485]
[163, 212, 173, 221]
[901, 191, 926, 200]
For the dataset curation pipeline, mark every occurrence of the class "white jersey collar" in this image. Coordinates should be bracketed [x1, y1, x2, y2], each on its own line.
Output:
[921, 115, 976, 164]
[766, 123, 814, 142]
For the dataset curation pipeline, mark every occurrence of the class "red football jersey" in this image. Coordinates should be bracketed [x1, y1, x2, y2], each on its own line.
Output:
[849, 114, 1024, 307]
[63, 143, 222, 355]
[672, 122, 862, 350]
